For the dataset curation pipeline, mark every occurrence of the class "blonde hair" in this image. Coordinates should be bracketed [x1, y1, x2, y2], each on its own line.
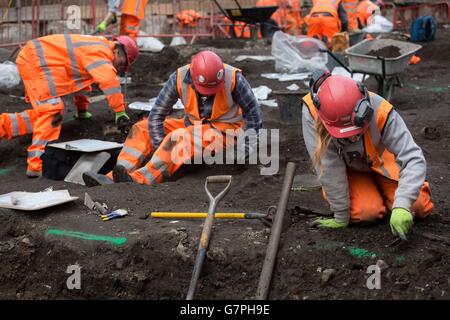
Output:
[313, 118, 332, 176]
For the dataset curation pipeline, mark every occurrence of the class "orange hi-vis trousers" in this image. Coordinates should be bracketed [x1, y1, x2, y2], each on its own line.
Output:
[120, 14, 141, 41]
[0, 110, 37, 140]
[9, 56, 93, 173]
[324, 169, 434, 223]
[306, 14, 340, 44]
[110, 118, 237, 186]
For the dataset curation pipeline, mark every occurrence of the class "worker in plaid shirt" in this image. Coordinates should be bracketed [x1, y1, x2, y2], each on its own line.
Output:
[83, 50, 263, 187]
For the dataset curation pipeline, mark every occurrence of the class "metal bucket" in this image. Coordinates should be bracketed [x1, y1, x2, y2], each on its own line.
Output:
[274, 90, 308, 124]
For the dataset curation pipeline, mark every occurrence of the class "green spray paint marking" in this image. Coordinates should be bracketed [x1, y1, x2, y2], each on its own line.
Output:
[46, 229, 127, 246]
[396, 255, 406, 263]
[0, 165, 17, 176]
[348, 247, 377, 258]
[406, 82, 449, 93]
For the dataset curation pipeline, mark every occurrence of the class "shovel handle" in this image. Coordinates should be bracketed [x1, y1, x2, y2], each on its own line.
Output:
[206, 175, 232, 183]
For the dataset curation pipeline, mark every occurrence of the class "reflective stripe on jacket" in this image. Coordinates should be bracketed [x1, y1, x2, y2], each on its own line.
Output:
[121, 0, 148, 20]
[16, 34, 125, 113]
[176, 64, 244, 132]
[310, 0, 341, 19]
[342, 0, 359, 30]
[302, 92, 399, 180]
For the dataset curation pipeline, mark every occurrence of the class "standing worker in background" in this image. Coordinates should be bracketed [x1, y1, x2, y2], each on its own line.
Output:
[96, 0, 119, 33]
[356, 0, 381, 28]
[301, 71, 433, 239]
[342, 0, 359, 31]
[305, 0, 348, 44]
[83, 50, 263, 187]
[0, 34, 138, 177]
[97, 0, 148, 41]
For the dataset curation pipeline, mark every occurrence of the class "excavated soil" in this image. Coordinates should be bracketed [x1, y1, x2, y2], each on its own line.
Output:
[0, 29, 449, 300]
[367, 45, 402, 58]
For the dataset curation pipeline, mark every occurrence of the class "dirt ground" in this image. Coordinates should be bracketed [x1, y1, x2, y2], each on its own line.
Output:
[0, 28, 449, 300]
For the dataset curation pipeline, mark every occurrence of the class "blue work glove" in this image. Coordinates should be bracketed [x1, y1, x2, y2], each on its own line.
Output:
[390, 208, 414, 240]
[312, 218, 348, 229]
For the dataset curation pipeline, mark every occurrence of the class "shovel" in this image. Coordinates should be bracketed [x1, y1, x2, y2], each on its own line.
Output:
[186, 175, 232, 300]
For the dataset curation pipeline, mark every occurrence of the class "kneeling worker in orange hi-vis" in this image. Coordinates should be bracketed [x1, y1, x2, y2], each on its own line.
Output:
[356, 0, 380, 28]
[82, 51, 263, 187]
[1, 34, 139, 178]
[342, 0, 360, 31]
[301, 71, 433, 239]
[306, 0, 349, 44]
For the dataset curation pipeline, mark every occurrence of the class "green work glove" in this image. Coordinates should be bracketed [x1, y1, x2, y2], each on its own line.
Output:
[390, 208, 414, 240]
[115, 111, 130, 130]
[97, 21, 108, 33]
[74, 110, 92, 120]
[312, 218, 348, 229]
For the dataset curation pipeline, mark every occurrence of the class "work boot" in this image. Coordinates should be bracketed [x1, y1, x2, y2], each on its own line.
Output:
[112, 165, 133, 183]
[26, 169, 42, 178]
[82, 171, 114, 187]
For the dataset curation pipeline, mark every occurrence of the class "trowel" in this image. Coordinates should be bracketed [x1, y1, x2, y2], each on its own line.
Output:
[84, 193, 109, 216]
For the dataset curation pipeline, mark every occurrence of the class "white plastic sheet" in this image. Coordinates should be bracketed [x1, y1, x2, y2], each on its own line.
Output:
[235, 55, 275, 62]
[129, 98, 184, 111]
[261, 72, 310, 81]
[48, 139, 123, 152]
[0, 61, 20, 88]
[137, 31, 165, 52]
[170, 36, 187, 46]
[331, 66, 369, 83]
[252, 85, 272, 100]
[259, 99, 278, 108]
[271, 31, 328, 73]
[286, 83, 300, 91]
[363, 15, 393, 33]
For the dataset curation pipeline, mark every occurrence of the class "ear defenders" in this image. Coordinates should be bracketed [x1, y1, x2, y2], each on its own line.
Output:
[352, 82, 374, 127]
[309, 70, 374, 128]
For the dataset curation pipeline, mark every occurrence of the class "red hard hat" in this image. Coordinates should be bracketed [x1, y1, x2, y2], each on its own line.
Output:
[190, 51, 225, 95]
[316, 75, 367, 138]
[114, 35, 139, 71]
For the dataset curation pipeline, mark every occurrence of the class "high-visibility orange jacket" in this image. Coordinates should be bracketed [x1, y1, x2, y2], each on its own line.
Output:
[357, 0, 380, 26]
[16, 34, 125, 113]
[121, 0, 148, 20]
[256, 0, 303, 34]
[303, 92, 399, 181]
[342, 0, 359, 30]
[310, 0, 341, 20]
[176, 64, 244, 132]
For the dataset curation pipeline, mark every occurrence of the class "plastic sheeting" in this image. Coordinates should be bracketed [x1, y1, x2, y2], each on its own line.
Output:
[363, 15, 393, 33]
[271, 31, 328, 73]
[0, 61, 20, 88]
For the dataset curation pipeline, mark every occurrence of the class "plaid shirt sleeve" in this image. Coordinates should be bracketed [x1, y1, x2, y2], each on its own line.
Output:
[148, 71, 179, 149]
[232, 72, 263, 132]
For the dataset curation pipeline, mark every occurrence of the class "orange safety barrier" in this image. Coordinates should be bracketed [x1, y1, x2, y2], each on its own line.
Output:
[382, 1, 450, 30]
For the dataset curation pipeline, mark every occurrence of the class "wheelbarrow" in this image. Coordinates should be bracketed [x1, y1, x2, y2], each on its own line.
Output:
[213, 0, 279, 39]
[323, 38, 422, 100]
